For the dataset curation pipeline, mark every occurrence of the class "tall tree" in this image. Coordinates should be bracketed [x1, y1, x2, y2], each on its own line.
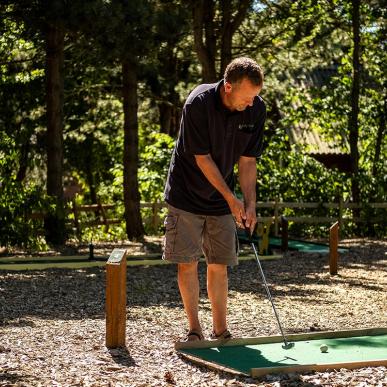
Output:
[122, 58, 144, 239]
[348, 0, 360, 210]
[91, 0, 156, 239]
[149, 1, 191, 136]
[191, 0, 253, 82]
[2, 0, 69, 244]
[372, 101, 385, 177]
[44, 19, 66, 244]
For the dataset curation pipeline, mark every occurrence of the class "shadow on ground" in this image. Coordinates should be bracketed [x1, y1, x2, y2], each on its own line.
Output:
[0, 240, 385, 324]
[108, 347, 137, 367]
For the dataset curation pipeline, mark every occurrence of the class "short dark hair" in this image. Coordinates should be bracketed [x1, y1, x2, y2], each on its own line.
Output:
[224, 57, 263, 87]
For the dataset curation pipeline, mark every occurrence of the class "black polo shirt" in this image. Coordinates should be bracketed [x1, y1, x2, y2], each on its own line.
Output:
[164, 79, 266, 215]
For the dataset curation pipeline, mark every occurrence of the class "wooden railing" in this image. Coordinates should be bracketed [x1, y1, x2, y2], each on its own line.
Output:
[253, 200, 386, 236]
[141, 201, 386, 235]
[29, 201, 386, 236]
[28, 201, 120, 236]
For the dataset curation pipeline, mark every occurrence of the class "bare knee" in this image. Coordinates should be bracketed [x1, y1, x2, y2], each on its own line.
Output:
[178, 262, 198, 276]
[207, 264, 227, 276]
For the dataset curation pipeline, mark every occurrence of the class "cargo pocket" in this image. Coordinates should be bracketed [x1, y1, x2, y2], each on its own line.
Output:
[163, 214, 178, 255]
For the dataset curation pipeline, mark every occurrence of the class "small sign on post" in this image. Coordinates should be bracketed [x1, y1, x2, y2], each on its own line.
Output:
[329, 222, 339, 275]
[106, 248, 127, 348]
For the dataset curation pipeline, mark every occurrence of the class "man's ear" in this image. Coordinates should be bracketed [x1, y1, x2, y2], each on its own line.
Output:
[224, 81, 232, 94]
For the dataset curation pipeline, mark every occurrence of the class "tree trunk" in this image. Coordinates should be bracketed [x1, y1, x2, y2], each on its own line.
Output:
[349, 0, 360, 221]
[219, 0, 251, 75]
[158, 91, 180, 137]
[84, 134, 98, 204]
[44, 23, 66, 245]
[372, 99, 385, 177]
[192, 0, 252, 82]
[192, 0, 217, 82]
[122, 59, 144, 240]
[16, 135, 30, 182]
[156, 46, 181, 137]
[158, 101, 173, 135]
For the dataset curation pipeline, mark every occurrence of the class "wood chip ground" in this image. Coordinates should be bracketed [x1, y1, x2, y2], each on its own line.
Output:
[0, 238, 386, 386]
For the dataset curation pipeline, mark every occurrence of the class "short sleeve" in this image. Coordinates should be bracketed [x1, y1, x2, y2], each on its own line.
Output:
[181, 98, 209, 155]
[242, 103, 266, 158]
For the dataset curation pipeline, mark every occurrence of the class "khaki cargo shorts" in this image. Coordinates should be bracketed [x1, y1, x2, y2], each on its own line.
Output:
[162, 204, 239, 266]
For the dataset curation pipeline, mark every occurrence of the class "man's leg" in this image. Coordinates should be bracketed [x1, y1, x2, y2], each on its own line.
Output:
[207, 264, 228, 336]
[178, 262, 202, 334]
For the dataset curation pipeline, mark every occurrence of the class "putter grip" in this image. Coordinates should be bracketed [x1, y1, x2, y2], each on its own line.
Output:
[242, 219, 252, 242]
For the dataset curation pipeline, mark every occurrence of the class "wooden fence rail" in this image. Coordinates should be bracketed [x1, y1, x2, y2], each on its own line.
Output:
[141, 201, 386, 236]
[29, 201, 386, 236]
[253, 200, 386, 236]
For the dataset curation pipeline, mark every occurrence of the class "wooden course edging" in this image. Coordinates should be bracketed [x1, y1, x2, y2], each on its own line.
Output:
[175, 327, 387, 377]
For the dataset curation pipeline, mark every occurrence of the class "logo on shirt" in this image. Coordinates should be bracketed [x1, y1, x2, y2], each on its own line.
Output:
[238, 123, 255, 133]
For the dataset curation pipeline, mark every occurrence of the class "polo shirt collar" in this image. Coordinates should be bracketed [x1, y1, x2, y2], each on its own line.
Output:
[214, 79, 241, 116]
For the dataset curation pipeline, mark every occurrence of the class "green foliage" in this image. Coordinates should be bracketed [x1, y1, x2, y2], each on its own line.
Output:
[73, 125, 174, 237]
[0, 173, 53, 249]
[64, 95, 123, 202]
[79, 222, 127, 244]
[0, 182, 45, 249]
[138, 128, 175, 202]
[257, 145, 347, 204]
[138, 128, 174, 234]
[0, 0, 385, 246]
[253, 126, 348, 237]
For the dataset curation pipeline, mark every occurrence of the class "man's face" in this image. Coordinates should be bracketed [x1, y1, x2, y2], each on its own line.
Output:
[224, 78, 262, 111]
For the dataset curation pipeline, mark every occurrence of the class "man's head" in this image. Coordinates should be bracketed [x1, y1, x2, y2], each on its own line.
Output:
[222, 57, 264, 111]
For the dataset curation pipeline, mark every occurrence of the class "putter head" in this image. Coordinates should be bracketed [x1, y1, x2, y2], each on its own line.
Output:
[282, 342, 295, 350]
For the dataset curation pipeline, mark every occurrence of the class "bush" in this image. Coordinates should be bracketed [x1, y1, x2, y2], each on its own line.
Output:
[0, 180, 53, 249]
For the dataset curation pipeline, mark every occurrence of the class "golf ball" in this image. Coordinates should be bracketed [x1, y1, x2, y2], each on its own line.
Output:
[320, 344, 328, 353]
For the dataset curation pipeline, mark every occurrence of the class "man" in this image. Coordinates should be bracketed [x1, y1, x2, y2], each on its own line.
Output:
[163, 57, 266, 341]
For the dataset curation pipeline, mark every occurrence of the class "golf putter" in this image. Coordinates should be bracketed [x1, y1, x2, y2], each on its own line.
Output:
[243, 219, 294, 350]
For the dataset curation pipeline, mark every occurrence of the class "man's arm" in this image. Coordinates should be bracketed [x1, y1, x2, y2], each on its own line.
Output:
[194, 154, 246, 222]
[238, 156, 257, 233]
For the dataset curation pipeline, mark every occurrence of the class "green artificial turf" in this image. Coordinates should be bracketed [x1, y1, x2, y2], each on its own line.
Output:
[181, 334, 387, 374]
[268, 237, 348, 253]
[237, 232, 348, 253]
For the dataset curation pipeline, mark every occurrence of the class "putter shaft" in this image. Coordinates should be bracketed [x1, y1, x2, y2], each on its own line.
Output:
[250, 241, 292, 348]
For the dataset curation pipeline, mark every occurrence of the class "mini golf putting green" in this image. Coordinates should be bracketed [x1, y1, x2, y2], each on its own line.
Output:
[268, 237, 348, 253]
[237, 233, 348, 253]
[176, 328, 387, 377]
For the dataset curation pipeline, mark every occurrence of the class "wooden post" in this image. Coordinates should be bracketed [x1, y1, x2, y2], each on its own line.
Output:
[338, 196, 344, 238]
[261, 219, 272, 255]
[274, 198, 279, 237]
[106, 249, 127, 348]
[72, 199, 81, 238]
[88, 242, 94, 260]
[281, 216, 288, 252]
[329, 222, 339, 275]
[98, 200, 109, 233]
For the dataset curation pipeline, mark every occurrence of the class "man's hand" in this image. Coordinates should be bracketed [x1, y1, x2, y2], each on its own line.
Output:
[227, 196, 246, 225]
[227, 197, 256, 233]
[244, 202, 257, 234]
[238, 156, 258, 234]
[194, 154, 257, 232]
